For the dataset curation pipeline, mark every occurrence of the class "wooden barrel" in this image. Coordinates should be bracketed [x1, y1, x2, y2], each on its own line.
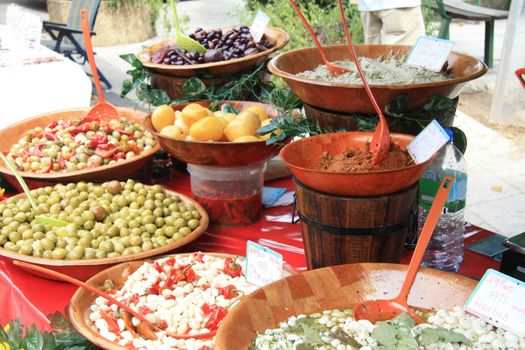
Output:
[303, 98, 458, 135]
[294, 178, 418, 270]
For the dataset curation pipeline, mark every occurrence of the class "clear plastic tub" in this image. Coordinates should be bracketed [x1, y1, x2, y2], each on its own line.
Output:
[187, 162, 266, 227]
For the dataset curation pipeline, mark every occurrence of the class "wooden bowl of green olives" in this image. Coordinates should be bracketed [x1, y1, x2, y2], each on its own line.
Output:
[0, 180, 209, 281]
[0, 107, 161, 190]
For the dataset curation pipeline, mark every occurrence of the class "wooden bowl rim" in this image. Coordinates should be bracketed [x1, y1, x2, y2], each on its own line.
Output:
[279, 131, 434, 175]
[144, 100, 278, 145]
[0, 187, 209, 267]
[137, 27, 290, 72]
[268, 44, 488, 90]
[68, 252, 294, 350]
[0, 107, 161, 180]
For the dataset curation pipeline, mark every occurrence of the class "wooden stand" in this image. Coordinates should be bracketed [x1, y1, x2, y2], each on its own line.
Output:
[294, 178, 418, 270]
[149, 71, 231, 100]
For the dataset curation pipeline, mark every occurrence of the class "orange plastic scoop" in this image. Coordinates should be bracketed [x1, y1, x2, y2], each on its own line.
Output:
[337, 0, 389, 164]
[353, 176, 454, 323]
[80, 9, 119, 120]
[516, 68, 525, 90]
[13, 260, 161, 339]
[288, 0, 350, 77]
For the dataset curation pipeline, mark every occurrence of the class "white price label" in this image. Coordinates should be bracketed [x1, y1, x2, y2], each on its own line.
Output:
[245, 240, 283, 287]
[406, 36, 455, 72]
[250, 10, 270, 43]
[407, 119, 449, 164]
[465, 269, 525, 337]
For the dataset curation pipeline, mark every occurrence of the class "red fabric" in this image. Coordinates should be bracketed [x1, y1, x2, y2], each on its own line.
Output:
[1, 170, 500, 326]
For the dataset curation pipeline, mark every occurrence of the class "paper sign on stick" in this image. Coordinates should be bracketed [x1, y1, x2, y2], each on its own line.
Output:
[245, 240, 283, 286]
[407, 119, 450, 164]
[406, 36, 454, 72]
[465, 269, 525, 337]
[250, 10, 270, 43]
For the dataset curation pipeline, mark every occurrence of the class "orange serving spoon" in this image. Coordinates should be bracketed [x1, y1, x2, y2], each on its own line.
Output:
[337, 0, 390, 164]
[80, 9, 119, 120]
[516, 68, 525, 90]
[353, 176, 454, 323]
[288, 0, 350, 76]
[13, 260, 161, 339]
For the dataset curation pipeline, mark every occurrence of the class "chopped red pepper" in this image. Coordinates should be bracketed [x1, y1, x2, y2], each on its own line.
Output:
[82, 115, 100, 123]
[199, 346, 213, 350]
[58, 154, 65, 170]
[48, 121, 58, 129]
[159, 320, 168, 330]
[113, 152, 126, 160]
[193, 252, 204, 263]
[219, 284, 239, 299]
[199, 283, 211, 291]
[183, 266, 197, 282]
[201, 304, 228, 331]
[130, 294, 140, 305]
[88, 134, 108, 149]
[153, 261, 163, 273]
[95, 147, 121, 159]
[223, 257, 243, 278]
[165, 257, 176, 266]
[138, 306, 154, 315]
[101, 311, 120, 333]
[44, 132, 60, 141]
[25, 143, 45, 157]
[96, 143, 114, 150]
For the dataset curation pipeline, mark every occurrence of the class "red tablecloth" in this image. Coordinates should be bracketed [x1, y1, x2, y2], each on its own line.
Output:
[0, 171, 501, 325]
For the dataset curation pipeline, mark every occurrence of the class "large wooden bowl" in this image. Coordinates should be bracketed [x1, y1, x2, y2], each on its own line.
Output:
[144, 101, 289, 167]
[215, 263, 477, 350]
[280, 132, 434, 196]
[268, 44, 487, 113]
[0, 107, 161, 190]
[137, 27, 289, 78]
[68, 252, 295, 349]
[2, 189, 208, 281]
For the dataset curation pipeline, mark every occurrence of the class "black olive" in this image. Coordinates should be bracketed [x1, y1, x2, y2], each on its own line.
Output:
[203, 49, 225, 63]
[244, 47, 259, 56]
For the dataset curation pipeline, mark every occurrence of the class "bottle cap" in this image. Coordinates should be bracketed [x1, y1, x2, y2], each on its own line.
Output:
[444, 128, 453, 143]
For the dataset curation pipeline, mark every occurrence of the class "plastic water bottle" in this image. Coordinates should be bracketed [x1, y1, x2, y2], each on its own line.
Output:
[417, 129, 467, 272]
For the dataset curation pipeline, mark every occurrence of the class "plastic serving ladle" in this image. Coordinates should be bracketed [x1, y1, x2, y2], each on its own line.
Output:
[80, 9, 119, 120]
[14, 260, 162, 340]
[288, 0, 350, 76]
[353, 176, 454, 324]
[0, 153, 69, 228]
[337, 0, 390, 164]
[516, 68, 525, 90]
[171, 0, 206, 54]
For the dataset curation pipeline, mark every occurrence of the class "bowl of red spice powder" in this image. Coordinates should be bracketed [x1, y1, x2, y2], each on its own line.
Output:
[280, 132, 435, 196]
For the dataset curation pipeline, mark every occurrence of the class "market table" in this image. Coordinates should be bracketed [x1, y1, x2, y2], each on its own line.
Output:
[0, 169, 500, 329]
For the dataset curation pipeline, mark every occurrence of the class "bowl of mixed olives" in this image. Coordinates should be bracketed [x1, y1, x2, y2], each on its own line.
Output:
[0, 107, 161, 189]
[137, 25, 289, 77]
[0, 179, 208, 281]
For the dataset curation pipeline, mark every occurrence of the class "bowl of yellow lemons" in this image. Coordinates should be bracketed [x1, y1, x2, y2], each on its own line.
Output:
[143, 101, 286, 166]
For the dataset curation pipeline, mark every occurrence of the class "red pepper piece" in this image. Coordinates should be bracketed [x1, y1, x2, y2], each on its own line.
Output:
[184, 266, 197, 282]
[97, 143, 114, 150]
[48, 121, 58, 129]
[44, 132, 60, 141]
[219, 284, 239, 299]
[88, 134, 109, 149]
[130, 294, 140, 305]
[42, 159, 53, 173]
[202, 304, 228, 331]
[193, 252, 204, 263]
[153, 261, 163, 273]
[101, 311, 120, 333]
[95, 147, 121, 159]
[58, 154, 65, 170]
[223, 257, 242, 278]
[165, 257, 176, 266]
[82, 115, 100, 123]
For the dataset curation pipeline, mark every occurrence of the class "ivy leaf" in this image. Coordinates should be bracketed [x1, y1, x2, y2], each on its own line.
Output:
[119, 53, 137, 66]
[6, 319, 24, 348]
[222, 103, 239, 114]
[449, 126, 468, 154]
[23, 325, 44, 350]
[182, 77, 206, 97]
[269, 88, 302, 111]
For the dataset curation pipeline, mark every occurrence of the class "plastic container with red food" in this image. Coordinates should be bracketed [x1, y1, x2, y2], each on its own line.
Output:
[187, 162, 265, 227]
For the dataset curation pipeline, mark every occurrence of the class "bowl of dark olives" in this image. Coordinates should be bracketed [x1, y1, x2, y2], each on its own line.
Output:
[0, 179, 209, 281]
[136, 25, 289, 77]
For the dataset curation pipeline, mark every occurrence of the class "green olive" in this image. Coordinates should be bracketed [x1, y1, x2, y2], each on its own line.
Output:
[188, 219, 200, 230]
[52, 248, 67, 259]
[178, 227, 192, 236]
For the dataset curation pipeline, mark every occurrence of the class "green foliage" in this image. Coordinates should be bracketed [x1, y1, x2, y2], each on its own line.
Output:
[421, 0, 440, 37]
[0, 314, 100, 350]
[237, 1, 364, 51]
[106, 0, 165, 25]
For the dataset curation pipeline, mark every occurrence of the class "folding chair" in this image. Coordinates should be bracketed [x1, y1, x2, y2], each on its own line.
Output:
[43, 0, 112, 89]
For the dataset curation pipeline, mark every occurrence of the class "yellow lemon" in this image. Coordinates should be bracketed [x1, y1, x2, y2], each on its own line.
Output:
[181, 103, 209, 126]
[190, 116, 225, 141]
[244, 105, 269, 123]
[151, 105, 175, 132]
[213, 110, 227, 118]
[160, 125, 185, 139]
[0, 342, 10, 350]
[216, 117, 229, 128]
[236, 110, 261, 130]
[174, 118, 189, 138]
[222, 113, 237, 123]
[233, 135, 260, 142]
[224, 119, 257, 142]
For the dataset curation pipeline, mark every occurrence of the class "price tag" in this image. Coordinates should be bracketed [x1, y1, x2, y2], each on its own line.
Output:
[406, 36, 455, 72]
[407, 119, 449, 164]
[245, 240, 283, 287]
[465, 269, 525, 337]
[250, 10, 270, 43]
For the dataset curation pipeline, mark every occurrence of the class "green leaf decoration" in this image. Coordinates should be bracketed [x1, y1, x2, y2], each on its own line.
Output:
[119, 53, 137, 65]
[222, 102, 240, 114]
[182, 77, 207, 98]
[449, 126, 468, 154]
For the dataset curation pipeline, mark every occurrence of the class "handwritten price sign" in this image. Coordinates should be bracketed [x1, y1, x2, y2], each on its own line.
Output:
[465, 269, 525, 337]
[245, 240, 283, 287]
[407, 119, 450, 164]
[406, 36, 454, 72]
